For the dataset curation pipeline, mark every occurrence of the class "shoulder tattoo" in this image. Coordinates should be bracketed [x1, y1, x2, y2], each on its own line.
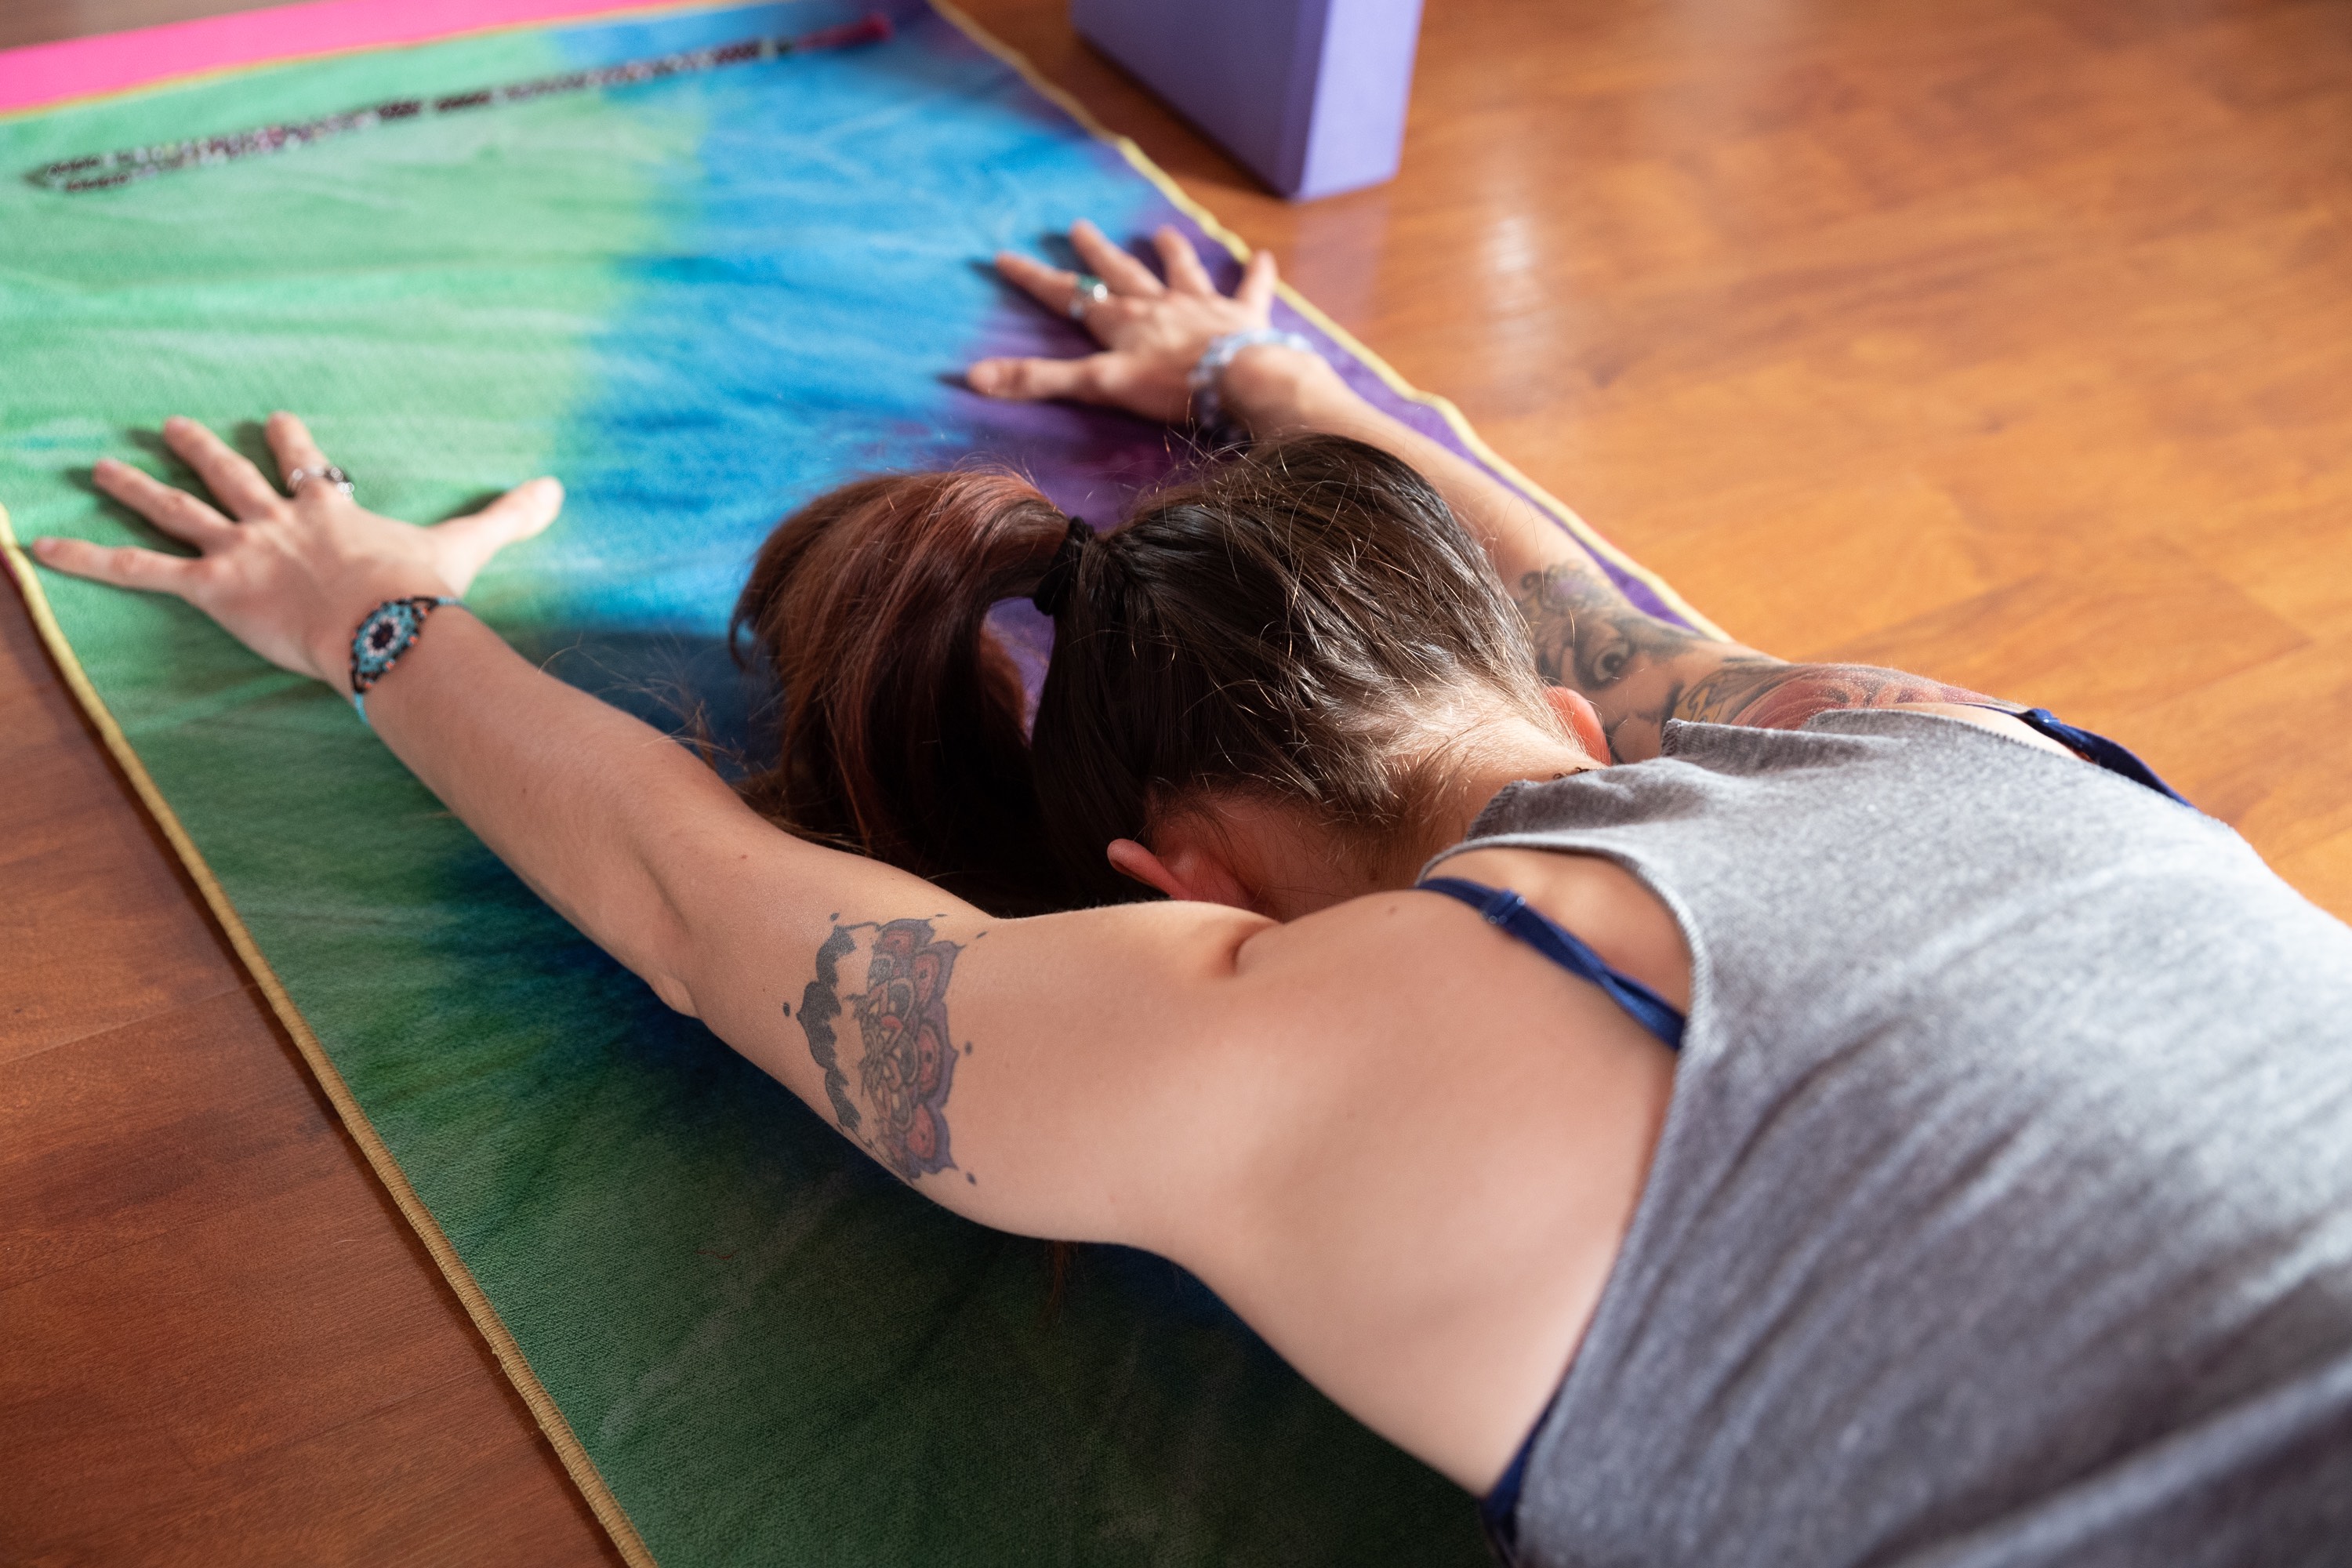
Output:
[794, 916, 966, 1183]
[1678, 660, 1992, 730]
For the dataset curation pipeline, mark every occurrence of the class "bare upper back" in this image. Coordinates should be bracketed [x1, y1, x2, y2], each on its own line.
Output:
[1159, 848, 1690, 1490]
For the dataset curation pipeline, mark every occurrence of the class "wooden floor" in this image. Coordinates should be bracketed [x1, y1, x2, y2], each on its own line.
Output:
[4, 0, 2347, 1559]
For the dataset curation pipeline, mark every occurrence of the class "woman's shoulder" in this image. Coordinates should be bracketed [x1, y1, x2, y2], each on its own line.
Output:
[1165, 866, 1685, 1489]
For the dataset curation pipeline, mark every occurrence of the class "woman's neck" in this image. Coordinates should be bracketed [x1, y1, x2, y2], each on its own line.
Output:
[1377, 720, 1600, 890]
[1163, 718, 1603, 921]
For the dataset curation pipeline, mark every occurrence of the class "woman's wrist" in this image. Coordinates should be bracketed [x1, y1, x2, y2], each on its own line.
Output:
[304, 567, 463, 697]
[1217, 346, 1370, 439]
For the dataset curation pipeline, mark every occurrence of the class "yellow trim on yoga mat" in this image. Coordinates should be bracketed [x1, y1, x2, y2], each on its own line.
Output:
[0, 503, 659, 1568]
[927, 0, 1727, 642]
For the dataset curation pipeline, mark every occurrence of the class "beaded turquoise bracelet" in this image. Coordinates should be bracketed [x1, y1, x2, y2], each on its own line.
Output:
[349, 595, 459, 726]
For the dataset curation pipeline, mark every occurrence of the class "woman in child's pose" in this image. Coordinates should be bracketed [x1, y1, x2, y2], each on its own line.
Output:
[34, 222, 2352, 1566]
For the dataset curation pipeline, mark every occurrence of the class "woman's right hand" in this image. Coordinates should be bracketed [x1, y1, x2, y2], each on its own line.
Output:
[31, 412, 561, 695]
[970, 220, 1335, 426]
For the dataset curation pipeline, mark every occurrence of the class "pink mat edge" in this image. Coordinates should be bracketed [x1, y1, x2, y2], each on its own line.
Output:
[0, 0, 719, 117]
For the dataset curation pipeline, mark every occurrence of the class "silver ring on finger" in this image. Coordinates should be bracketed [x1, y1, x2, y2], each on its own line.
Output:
[1068, 274, 1111, 319]
[285, 463, 355, 498]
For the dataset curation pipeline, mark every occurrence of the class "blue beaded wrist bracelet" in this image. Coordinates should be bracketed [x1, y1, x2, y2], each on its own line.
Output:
[1187, 328, 1318, 431]
[349, 595, 459, 726]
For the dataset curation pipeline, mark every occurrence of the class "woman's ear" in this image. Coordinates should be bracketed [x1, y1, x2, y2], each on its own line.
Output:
[1545, 686, 1610, 763]
[1105, 836, 1256, 909]
[1105, 838, 1189, 899]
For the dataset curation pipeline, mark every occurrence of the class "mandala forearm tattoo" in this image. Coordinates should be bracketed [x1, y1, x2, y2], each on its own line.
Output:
[1513, 557, 1995, 753]
[794, 916, 966, 1183]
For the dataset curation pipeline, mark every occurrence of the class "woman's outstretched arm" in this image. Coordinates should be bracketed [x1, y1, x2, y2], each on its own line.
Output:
[27, 413, 1268, 1249]
[973, 223, 2005, 761]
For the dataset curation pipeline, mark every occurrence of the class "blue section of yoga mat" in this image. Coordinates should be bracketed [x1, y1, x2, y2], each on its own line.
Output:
[531, 1, 1193, 668]
[0, 4, 1675, 1559]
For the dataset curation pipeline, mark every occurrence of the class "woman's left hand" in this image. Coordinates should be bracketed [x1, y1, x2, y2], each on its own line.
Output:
[31, 412, 560, 695]
[968, 220, 1280, 423]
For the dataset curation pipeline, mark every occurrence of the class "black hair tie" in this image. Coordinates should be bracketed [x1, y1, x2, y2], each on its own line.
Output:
[1029, 515, 1094, 618]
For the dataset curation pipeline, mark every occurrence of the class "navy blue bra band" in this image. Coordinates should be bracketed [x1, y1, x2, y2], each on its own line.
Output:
[1415, 877, 1687, 1052]
[1480, 1432, 1537, 1559]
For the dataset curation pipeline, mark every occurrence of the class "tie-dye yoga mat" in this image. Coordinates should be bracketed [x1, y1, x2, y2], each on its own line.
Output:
[0, 4, 1708, 1561]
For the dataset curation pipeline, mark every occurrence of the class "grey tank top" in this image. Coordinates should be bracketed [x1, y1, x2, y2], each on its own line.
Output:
[1426, 711, 2352, 1568]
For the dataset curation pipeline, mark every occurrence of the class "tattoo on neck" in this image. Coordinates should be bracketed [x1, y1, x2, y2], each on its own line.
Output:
[794, 916, 966, 1183]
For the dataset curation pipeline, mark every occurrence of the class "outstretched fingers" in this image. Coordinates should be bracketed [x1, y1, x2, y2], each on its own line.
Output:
[29, 533, 203, 595]
[966, 354, 1105, 402]
[1235, 247, 1279, 314]
[429, 477, 564, 592]
[1068, 220, 1163, 296]
[994, 249, 1082, 314]
[162, 416, 281, 519]
[1152, 225, 1217, 296]
[89, 457, 237, 548]
[263, 411, 332, 495]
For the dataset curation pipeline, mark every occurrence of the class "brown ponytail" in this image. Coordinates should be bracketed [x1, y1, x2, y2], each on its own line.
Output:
[730, 470, 1074, 914]
[734, 435, 1552, 915]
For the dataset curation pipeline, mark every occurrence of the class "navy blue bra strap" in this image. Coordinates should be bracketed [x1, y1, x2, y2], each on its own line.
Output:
[2012, 708, 2192, 806]
[1417, 876, 1686, 1051]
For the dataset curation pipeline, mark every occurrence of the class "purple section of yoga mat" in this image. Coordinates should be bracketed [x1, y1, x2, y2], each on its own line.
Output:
[1069, 0, 1420, 200]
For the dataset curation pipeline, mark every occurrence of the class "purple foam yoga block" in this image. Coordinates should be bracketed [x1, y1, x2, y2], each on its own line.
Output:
[1072, 0, 1423, 201]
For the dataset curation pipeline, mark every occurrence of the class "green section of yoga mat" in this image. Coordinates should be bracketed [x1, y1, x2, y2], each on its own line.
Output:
[0, 5, 1490, 1564]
